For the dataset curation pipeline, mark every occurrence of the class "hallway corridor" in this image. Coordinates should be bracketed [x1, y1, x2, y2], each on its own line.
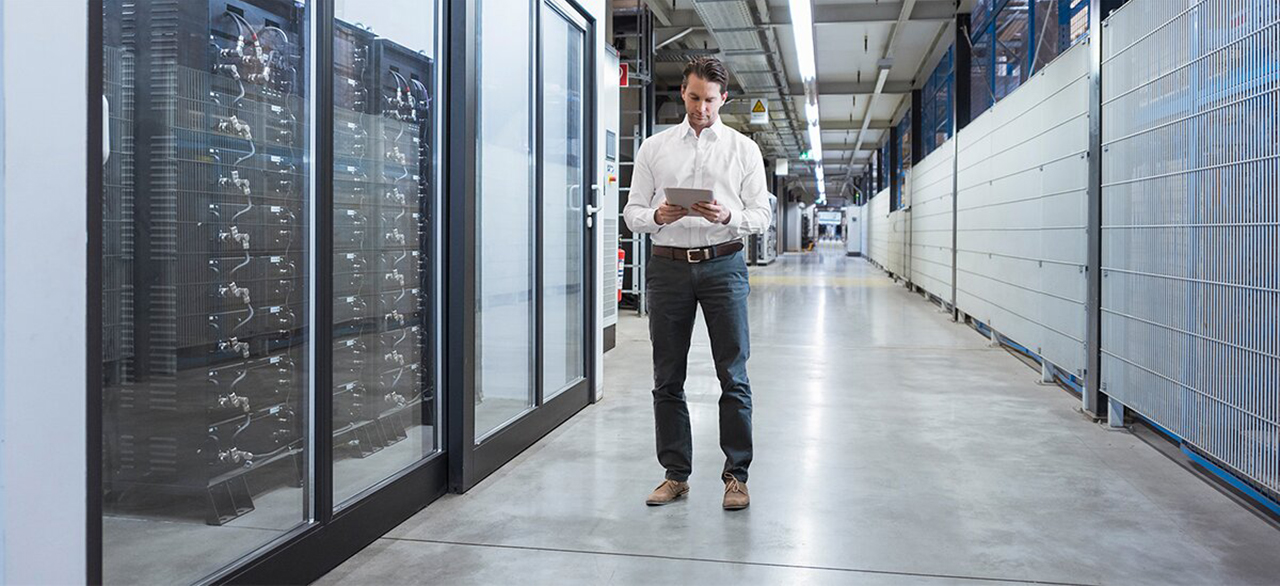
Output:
[319, 244, 1280, 585]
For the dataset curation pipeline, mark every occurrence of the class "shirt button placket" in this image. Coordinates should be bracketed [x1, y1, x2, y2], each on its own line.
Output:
[693, 137, 703, 187]
[695, 139, 707, 246]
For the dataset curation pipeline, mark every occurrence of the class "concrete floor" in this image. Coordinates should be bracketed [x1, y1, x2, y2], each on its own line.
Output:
[319, 243, 1280, 586]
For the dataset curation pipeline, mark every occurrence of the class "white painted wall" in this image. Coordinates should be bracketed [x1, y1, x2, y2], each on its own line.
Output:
[1, 0, 88, 583]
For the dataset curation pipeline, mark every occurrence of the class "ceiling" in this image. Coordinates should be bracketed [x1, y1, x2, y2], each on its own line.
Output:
[630, 0, 975, 197]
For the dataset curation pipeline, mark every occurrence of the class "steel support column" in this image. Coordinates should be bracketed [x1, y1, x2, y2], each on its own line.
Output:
[1084, 0, 1105, 417]
[951, 13, 970, 319]
[889, 125, 901, 209]
[953, 14, 972, 131]
[911, 89, 923, 166]
[1085, 0, 1126, 417]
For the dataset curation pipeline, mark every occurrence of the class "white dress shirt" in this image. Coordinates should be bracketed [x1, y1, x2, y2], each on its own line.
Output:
[623, 116, 773, 248]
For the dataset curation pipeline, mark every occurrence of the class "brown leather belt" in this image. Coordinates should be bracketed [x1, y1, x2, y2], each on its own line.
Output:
[652, 241, 743, 264]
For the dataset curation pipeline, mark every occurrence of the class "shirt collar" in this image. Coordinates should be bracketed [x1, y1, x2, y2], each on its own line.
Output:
[680, 115, 725, 141]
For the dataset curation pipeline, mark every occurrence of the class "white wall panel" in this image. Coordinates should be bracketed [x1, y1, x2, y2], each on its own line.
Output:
[1, 0, 88, 582]
[909, 137, 955, 300]
[887, 204, 908, 277]
[865, 189, 892, 271]
[955, 43, 1091, 376]
[1102, 0, 1280, 496]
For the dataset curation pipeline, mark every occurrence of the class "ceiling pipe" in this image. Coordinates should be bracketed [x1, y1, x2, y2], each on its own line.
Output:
[752, 0, 807, 155]
[688, 0, 807, 160]
[655, 27, 696, 50]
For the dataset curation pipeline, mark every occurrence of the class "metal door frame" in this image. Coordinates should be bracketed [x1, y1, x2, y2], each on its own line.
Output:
[448, 0, 597, 493]
[538, 0, 594, 403]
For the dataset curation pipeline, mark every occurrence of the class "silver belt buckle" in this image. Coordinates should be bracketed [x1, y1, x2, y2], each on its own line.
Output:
[686, 248, 705, 263]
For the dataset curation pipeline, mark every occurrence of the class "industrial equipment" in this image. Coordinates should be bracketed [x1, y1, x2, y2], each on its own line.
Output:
[102, 0, 435, 526]
[750, 194, 779, 265]
[845, 205, 863, 256]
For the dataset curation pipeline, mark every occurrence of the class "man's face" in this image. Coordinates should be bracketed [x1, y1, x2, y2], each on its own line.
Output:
[681, 73, 727, 129]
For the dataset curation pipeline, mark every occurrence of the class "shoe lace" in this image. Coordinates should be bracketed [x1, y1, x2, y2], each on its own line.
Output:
[659, 479, 681, 493]
[724, 476, 746, 495]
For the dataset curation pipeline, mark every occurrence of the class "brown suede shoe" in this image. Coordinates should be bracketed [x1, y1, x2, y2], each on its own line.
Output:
[722, 473, 749, 510]
[645, 479, 690, 506]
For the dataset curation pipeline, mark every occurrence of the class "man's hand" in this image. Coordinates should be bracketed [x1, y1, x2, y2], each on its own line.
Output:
[654, 202, 688, 225]
[691, 201, 731, 225]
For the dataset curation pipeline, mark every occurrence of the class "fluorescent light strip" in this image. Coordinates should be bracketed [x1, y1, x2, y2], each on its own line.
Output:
[790, 0, 816, 82]
[789, 0, 824, 203]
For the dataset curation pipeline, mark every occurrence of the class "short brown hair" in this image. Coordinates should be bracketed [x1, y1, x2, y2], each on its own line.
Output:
[682, 56, 729, 92]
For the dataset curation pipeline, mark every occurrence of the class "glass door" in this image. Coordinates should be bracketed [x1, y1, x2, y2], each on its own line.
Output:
[475, 0, 537, 440]
[540, 0, 589, 400]
[460, 0, 595, 489]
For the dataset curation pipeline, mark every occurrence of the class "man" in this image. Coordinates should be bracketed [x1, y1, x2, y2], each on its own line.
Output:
[623, 57, 772, 511]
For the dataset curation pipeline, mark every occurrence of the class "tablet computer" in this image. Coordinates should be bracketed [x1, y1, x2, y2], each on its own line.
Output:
[663, 187, 715, 209]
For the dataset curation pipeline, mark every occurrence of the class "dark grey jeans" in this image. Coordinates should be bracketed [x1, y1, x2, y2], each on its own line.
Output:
[647, 249, 752, 483]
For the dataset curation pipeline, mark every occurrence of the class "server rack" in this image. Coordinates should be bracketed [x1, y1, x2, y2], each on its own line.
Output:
[90, 0, 610, 581]
[331, 20, 437, 466]
[102, 0, 440, 529]
[103, 0, 311, 525]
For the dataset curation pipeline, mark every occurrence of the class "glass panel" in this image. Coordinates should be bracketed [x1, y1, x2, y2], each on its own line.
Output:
[102, 1, 311, 583]
[541, 4, 587, 400]
[332, 1, 440, 509]
[936, 49, 954, 148]
[970, 27, 994, 119]
[972, 0, 996, 32]
[880, 146, 886, 191]
[994, 0, 1030, 101]
[1068, 0, 1090, 44]
[1033, 0, 1063, 72]
[896, 114, 911, 209]
[476, 0, 536, 438]
[934, 84, 951, 146]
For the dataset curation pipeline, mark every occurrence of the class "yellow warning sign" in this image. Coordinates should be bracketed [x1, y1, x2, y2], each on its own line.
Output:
[750, 99, 769, 124]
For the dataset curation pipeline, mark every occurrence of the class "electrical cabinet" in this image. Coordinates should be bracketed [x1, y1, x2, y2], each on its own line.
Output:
[801, 205, 816, 250]
[846, 206, 863, 256]
[785, 201, 803, 252]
